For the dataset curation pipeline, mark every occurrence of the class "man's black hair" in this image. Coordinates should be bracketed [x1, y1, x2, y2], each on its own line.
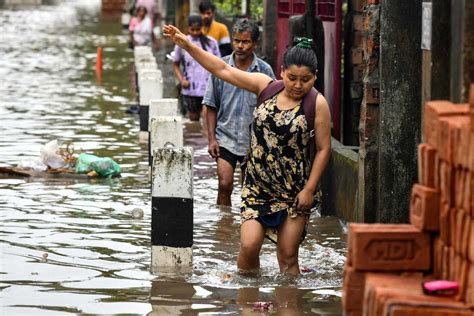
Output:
[232, 18, 259, 42]
[199, 1, 215, 13]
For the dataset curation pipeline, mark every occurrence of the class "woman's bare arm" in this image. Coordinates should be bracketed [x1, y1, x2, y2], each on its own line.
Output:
[304, 94, 332, 193]
[163, 25, 271, 96]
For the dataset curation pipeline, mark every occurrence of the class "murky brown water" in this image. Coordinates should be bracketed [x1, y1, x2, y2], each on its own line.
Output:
[0, 1, 346, 315]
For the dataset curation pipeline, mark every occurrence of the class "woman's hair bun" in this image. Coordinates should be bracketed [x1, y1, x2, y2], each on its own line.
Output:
[293, 37, 314, 49]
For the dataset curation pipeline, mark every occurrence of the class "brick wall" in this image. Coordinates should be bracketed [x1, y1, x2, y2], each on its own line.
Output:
[342, 84, 474, 316]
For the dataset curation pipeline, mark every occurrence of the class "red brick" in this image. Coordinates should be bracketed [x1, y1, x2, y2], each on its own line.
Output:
[421, 143, 439, 189]
[349, 224, 431, 271]
[433, 237, 444, 278]
[461, 214, 471, 259]
[363, 274, 421, 315]
[469, 219, 474, 262]
[438, 116, 469, 165]
[452, 118, 471, 168]
[450, 209, 458, 254]
[456, 258, 469, 302]
[343, 264, 365, 311]
[363, 274, 470, 316]
[388, 305, 473, 316]
[454, 210, 466, 255]
[459, 212, 471, 258]
[439, 161, 455, 205]
[442, 245, 450, 279]
[418, 144, 426, 184]
[471, 172, 474, 218]
[423, 101, 468, 148]
[449, 246, 456, 280]
[466, 263, 474, 306]
[470, 84, 474, 111]
[440, 203, 452, 245]
[455, 169, 465, 209]
[367, 0, 379, 4]
[410, 184, 440, 231]
[462, 171, 471, 211]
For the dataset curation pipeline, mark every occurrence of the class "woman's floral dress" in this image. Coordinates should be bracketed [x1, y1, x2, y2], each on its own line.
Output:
[241, 95, 317, 243]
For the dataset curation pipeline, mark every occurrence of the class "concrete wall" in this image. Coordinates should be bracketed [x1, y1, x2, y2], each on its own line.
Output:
[321, 138, 359, 223]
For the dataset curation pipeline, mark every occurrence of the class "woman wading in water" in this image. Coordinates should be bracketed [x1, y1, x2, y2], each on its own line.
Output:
[164, 25, 331, 276]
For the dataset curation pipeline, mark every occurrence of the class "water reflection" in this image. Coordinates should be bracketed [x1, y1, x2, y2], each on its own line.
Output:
[0, 1, 345, 315]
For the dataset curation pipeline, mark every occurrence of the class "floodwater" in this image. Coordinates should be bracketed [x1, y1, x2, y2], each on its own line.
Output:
[0, 1, 346, 315]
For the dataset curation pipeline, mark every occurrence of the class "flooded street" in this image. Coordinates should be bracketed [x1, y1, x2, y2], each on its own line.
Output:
[0, 1, 346, 315]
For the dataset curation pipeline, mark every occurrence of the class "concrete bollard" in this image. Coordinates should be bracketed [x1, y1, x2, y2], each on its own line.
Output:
[151, 147, 193, 271]
[149, 98, 179, 126]
[133, 47, 155, 92]
[134, 46, 153, 63]
[148, 98, 180, 162]
[138, 69, 162, 143]
[149, 116, 183, 166]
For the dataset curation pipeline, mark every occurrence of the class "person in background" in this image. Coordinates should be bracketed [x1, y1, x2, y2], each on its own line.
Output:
[203, 19, 275, 206]
[199, 1, 232, 56]
[129, 5, 153, 47]
[164, 23, 331, 276]
[172, 15, 220, 121]
[135, 0, 158, 24]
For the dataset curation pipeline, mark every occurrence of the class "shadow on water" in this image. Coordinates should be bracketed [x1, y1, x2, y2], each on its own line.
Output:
[0, 1, 345, 315]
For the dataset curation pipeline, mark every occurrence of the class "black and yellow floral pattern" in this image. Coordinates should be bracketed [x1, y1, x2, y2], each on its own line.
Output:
[241, 95, 318, 243]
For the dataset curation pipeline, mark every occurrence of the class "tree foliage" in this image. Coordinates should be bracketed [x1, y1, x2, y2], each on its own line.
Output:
[215, 0, 264, 22]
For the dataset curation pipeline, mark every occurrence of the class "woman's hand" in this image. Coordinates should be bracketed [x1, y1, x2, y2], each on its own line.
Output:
[180, 79, 190, 88]
[295, 188, 314, 212]
[163, 25, 189, 49]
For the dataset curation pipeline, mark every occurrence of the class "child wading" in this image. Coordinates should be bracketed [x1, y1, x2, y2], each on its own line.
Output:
[172, 15, 220, 121]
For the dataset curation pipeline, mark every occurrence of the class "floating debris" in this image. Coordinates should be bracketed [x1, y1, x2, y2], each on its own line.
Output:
[253, 301, 273, 311]
[221, 273, 233, 282]
[131, 208, 144, 219]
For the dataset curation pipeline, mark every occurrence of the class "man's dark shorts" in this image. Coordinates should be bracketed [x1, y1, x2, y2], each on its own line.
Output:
[218, 147, 246, 174]
[181, 95, 203, 113]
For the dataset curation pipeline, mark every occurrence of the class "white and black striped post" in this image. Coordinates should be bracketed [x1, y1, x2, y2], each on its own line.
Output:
[149, 116, 183, 167]
[151, 146, 193, 271]
[138, 69, 162, 143]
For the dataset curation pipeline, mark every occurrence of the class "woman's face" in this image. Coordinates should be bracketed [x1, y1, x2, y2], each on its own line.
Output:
[188, 23, 202, 38]
[281, 65, 316, 100]
[137, 7, 146, 19]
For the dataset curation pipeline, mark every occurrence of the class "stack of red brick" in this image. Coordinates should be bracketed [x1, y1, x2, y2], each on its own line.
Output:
[343, 85, 474, 316]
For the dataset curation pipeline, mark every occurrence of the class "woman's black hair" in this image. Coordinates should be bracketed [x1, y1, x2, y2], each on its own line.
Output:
[135, 5, 147, 16]
[188, 14, 209, 51]
[282, 37, 318, 74]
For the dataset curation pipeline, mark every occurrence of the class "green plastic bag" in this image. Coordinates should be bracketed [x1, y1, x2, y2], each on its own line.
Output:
[75, 153, 121, 177]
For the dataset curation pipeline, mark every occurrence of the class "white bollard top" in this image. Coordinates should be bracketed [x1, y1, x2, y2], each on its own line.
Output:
[149, 99, 179, 120]
[150, 116, 184, 148]
[138, 70, 163, 105]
